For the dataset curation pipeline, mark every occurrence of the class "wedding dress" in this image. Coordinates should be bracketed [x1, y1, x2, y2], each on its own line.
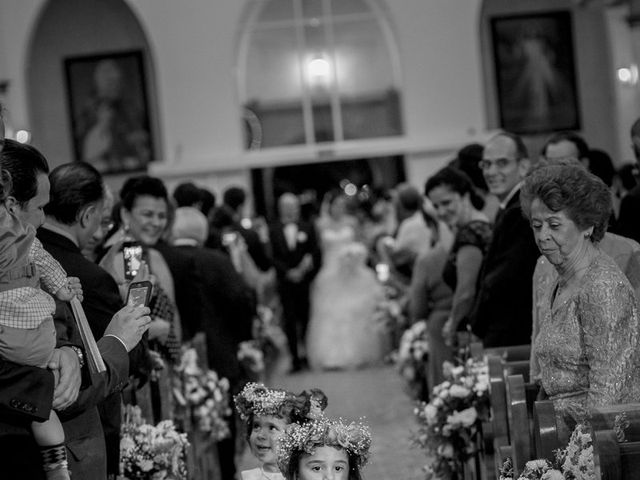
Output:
[306, 223, 388, 370]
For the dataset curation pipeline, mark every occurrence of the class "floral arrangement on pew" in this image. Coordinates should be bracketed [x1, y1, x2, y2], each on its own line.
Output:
[499, 423, 595, 480]
[119, 404, 189, 480]
[414, 358, 491, 480]
[394, 320, 429, 400]
[374, 282, 408, 346]
[173, 347, 232, 441]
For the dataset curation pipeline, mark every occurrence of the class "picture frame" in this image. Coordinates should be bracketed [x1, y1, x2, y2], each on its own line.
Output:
[490, 11, 581, 134]
[64, 50, 153, 174]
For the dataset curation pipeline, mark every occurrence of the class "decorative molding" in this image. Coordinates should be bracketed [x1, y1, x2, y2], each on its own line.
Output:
[149, 132, 495, 179]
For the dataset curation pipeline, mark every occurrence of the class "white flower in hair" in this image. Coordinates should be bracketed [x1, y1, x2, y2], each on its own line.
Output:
[277, 415, 372, 474]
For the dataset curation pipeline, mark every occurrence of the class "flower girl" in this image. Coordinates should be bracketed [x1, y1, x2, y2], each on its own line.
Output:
[276, 415, 372, 480]
[235, 382, 327, 480]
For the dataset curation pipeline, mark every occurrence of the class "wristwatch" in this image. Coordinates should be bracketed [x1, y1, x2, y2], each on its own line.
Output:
[67, 346, 86, 368]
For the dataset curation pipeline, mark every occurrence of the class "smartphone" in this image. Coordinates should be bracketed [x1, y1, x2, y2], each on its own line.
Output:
[122, 241, 144, 281]
[126, 280, 153, 308]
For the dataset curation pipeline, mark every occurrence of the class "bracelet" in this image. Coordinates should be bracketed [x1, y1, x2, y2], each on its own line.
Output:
[67, 345, 86, 369]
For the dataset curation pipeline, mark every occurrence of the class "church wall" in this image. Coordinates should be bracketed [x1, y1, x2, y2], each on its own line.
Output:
[0, 0, 633, 196]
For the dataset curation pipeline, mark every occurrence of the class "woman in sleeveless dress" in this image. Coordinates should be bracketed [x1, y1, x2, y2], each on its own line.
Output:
[306, 192, 388, 370]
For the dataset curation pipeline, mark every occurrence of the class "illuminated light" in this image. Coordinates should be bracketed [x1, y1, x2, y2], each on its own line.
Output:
[307, 57, 331, 79]
[375, 263, 390, 282]
[15, 130, 30, 144]
[344, 183, 357, 196]
[240, 218, 252, 229]
[617, 65, 638, 86]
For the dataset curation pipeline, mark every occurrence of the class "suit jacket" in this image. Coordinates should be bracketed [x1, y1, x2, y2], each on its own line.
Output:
[38, 226, 145, 475]
[470, 191, 539, 347]
[269, 220, 321, 286]
[0, 315, 129, 479]
[171, 244, 254, 384]
[154, 241, 204, 341]
[615, 185, 640, 244]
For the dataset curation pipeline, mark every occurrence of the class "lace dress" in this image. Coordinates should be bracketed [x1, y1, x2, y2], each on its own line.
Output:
[241, 468, 285, 480]
[306, 224, 387, 370]
[442, 220, 492, 290]
[534, 251, 640, 427]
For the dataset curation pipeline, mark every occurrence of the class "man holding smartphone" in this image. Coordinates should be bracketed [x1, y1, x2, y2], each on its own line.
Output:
[0, 141, 151, 479]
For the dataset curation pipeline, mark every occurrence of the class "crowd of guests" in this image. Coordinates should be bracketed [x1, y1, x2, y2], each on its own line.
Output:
[0, 112, 395, 479]
[406, 125, 640, 438]
[3, 93, 640, 480]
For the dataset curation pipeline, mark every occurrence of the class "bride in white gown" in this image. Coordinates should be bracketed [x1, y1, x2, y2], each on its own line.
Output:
[306, 192, 389, 370]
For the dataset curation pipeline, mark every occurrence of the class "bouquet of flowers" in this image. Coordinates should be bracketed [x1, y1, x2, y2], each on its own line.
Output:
[237, 339, 266, 377]
[174, 348, 232, 441]
[394, 320, 429, 400]
[414, 358, 491, 480]
[249, 305, 289, 374]
[119, 404, 189, 480]
[499, 423, 596, 480]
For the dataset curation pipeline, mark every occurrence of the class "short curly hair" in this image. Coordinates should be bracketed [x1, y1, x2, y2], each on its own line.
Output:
[119, 175, 169, 211]
[521, 163, 611, 242]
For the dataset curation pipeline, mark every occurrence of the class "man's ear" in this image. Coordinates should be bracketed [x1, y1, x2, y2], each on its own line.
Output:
[5, 195, 18, 214]
[79, 203, 97, 228]
[518, 158, 531, 179]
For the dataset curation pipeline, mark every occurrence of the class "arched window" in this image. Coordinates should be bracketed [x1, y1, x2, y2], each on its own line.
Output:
[238, 0, 403, 149]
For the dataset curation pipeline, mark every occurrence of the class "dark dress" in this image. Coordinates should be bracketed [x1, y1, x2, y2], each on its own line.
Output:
[442, 220, 492, 291]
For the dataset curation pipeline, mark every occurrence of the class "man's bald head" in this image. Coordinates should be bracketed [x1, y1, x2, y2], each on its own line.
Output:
[278, 193, 300, 223]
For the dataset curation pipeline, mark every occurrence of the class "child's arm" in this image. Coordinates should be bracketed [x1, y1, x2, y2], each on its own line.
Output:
[30, 238, 83, 301]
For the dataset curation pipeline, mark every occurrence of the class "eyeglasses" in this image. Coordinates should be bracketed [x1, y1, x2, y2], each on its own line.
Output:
[478, 157, 515, 170]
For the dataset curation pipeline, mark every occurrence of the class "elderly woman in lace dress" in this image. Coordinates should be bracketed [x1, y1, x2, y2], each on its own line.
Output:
[522, 163, 640, 429]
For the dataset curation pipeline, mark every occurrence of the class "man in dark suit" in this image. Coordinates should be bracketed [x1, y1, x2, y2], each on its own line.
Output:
[153, 239, 204, 343]
[0, 141, 150, 478]
[168, 206, 255, 480]
[269, 193, 321, 371]
[615, 118, 640, 243]
[38, 161, 151, 477]
[471, 132, 539, 347]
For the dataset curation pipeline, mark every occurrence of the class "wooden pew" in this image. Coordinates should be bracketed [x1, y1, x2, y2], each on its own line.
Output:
[463, 344, 532, 480]
[485, 357, 532, 478]
[591, 405, 640, 480]
[532, 400, 562, 461]
[593, 429, 640, 480]
[533, 402, 640, 453]
[532, 402, 640, 480]
[504, 374, 539, 477]
[484, 344, 531, 363]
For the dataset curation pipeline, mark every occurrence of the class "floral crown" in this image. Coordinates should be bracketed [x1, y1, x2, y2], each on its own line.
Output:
[277, 416, 372, 473]
[234, 382, 327, 423]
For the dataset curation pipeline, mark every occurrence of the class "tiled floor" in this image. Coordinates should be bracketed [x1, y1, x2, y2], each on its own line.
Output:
[238, 365, 428, 479]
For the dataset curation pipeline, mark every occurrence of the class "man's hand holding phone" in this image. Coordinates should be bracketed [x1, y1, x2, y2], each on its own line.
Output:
[104, 304, 152, 352]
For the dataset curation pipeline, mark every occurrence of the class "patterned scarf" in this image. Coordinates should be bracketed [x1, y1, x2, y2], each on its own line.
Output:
[149, 283, 181, 364]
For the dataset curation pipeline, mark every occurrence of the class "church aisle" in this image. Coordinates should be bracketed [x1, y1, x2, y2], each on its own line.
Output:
[239, 365, 428, 479]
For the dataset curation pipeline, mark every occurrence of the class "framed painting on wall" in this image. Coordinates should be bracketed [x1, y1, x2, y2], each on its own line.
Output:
[490, 11, 581, 134]
[64, 50, 153, 174]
